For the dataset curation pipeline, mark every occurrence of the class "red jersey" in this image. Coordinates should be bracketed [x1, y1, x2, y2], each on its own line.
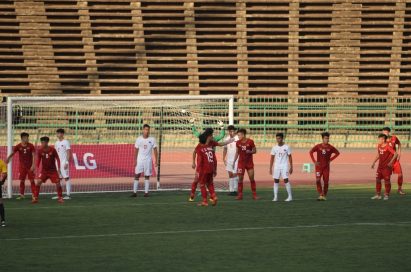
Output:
[236, 138, 255, 166]
[37, 146, 60, 173]
[387, 135, 400, 151]
[195, 141, 218, 174]
[310, 144, 340, 168]
[377, 144, 395, 169]
[13, 143, 35, 169]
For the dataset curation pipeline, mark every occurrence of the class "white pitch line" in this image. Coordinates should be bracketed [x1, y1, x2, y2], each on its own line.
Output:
[2, 222, 411, 242]
[5, 195, 393, 211]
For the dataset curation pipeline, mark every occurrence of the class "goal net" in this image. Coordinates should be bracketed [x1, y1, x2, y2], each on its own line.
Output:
[4, 95, 234, 198]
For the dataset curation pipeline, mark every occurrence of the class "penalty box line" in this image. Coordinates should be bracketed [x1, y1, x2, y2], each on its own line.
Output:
[2, 222, 411, 242]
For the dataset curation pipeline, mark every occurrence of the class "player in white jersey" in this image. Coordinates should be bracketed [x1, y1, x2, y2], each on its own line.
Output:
[269, 133, 293, 202]
[223, 125, 239, 196]
[53, 128, 72, 200]
[131, 124, 158, 198]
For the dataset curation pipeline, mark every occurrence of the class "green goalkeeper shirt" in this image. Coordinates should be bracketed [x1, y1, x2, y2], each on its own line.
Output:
[191, 125, 226, 142]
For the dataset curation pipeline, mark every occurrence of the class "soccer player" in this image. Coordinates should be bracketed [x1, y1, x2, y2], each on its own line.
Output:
[52, 128, 72, 200]
[223, 125, 239, 196]
[269, 133, 293, 202]
[5, 132, 36, 200]
[131, 124, 158, 198]
[33, 136, 63, 204]
[309, 132, 340, 201]
[188, 123, 225, 201]
[233, 129, 259, 200]
[0, 159, 7, 227]
[371, 134, 398, 200]
[382, 127, 405, 195]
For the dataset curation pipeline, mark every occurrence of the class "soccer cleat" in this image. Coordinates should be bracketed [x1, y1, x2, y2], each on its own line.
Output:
[383, 195, 389, 201]
[63, 196, 71, 200]
[398, 189, 406, 195]
[130, 193, 137, 198]
[235, 195, 243, 201]
[197, 201, 208, 207]
[322, 196, 327, 201]
[1, 221, 5, 227]
[188, 197, 195, 202]
[371, 195, 382, 200]
[31, 198, 38, 204]
[57, 198, 64, 204]
[16, 195, 25, 200]
[144, 193, 149, 197]
[285, 197, 293, 202]
[51, 196, 59, 200]
[317, 196, 324, 201]
[272, 197, 278, 202]
[210, 197, 218, 206]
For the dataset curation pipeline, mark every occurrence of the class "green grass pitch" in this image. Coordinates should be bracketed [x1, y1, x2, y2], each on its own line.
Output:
[1, 187, 410, 272]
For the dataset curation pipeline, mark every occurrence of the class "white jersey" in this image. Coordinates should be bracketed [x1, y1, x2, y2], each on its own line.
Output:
[135, 136, 157, 163]
[55, 139, 71, 163]
[271, 144, 291, 168]
[224, 135, 239, 162]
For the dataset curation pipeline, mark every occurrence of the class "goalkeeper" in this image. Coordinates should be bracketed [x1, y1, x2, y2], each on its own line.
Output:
[188, 119, 225, 202]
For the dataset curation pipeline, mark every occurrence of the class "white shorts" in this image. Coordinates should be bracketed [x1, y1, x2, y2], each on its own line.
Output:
[59, 161, 70, 179]
[135, 160, 153, 177]
[273, 166, 289, 180]
[226, 160, 238, 174]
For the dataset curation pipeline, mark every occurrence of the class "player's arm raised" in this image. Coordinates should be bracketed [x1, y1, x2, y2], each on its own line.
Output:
[190, 119, 200, 138]
[214, 120, 226, 142]
[216, 137, 234, 147]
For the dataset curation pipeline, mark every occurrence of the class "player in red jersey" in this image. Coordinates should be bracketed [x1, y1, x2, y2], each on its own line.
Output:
[32, 136, 64, 204]
[371, 134, 398, 200]
[232, 129, 259, 200]
[192, 132, 233, 206]
[309, 132, 340, 201]
[382, 127, 405, 195]
[6, 132, 36, 200]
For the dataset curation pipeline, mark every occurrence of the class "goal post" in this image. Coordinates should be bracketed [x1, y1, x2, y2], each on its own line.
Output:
[5, 95, 234, 198]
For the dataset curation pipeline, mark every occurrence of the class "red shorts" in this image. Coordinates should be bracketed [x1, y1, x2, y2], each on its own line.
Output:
[315, 166, 330, 182]
[393, 160, 402, 175]
[376, 167, 392, 181]
[237, 162, 254, 175]
[18, 167, 35, 181]
[39, 171, 60, 184]
[199, 172, 213, 185]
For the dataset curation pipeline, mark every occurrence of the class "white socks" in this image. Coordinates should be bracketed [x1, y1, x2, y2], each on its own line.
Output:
[229, 176, 239, 192]
[273, 182, 292, 201]
[233, 176, 238, 191]
[273, 183, 279, 200]
[133, 179, 138, 193]
[144, 179, 149, 194]
[285, 182, 292, 199]
[66, 179, 71, 196]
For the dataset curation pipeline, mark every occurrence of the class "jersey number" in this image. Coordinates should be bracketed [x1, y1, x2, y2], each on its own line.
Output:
[206, 151, 214, 163]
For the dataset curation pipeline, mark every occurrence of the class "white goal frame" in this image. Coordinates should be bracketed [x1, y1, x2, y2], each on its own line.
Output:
[6, 95, 234, 199]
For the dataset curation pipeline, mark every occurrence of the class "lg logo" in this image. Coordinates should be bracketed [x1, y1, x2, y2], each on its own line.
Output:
[73, 153, 97, 170]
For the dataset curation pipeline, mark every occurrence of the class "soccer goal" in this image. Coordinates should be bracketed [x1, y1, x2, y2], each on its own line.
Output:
[4, 95, 234, 198]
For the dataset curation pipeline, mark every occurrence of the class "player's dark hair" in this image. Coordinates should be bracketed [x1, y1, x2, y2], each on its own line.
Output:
[227, 125, 236, 131]
[321, 132, 330, 138]
[56, 128, 65, 134]
[276, 132, 284, 139]
[143, 124, 150, 129]
[40, 136, 50, 142]
[237, 128, 247, 135]
[382, 127, 391, 132]
[199, 133, 207, 144]
[378, 134, 387, 140]
[20, 132, 29, 138]
[204, 128, 214, 136]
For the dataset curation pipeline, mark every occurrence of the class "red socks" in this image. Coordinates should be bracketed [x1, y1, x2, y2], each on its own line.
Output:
[238, 182, 244, 197]
[323, 181, 329, 196]
[30, 180, 36, 197]
[190, 181, 197, 198]
[19, 180, 25, 195]
[376, 181, 382, 195]
[57, 185, 63, 198]
[200, 184, 207, 202]
[250, 180, 257, 197]
[35, 185, 41, 198]
[398, 175, 403, 189]
[206, 182, 216, 200]
[316, 181, 323, 196]
[384, 180, 391, 196]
